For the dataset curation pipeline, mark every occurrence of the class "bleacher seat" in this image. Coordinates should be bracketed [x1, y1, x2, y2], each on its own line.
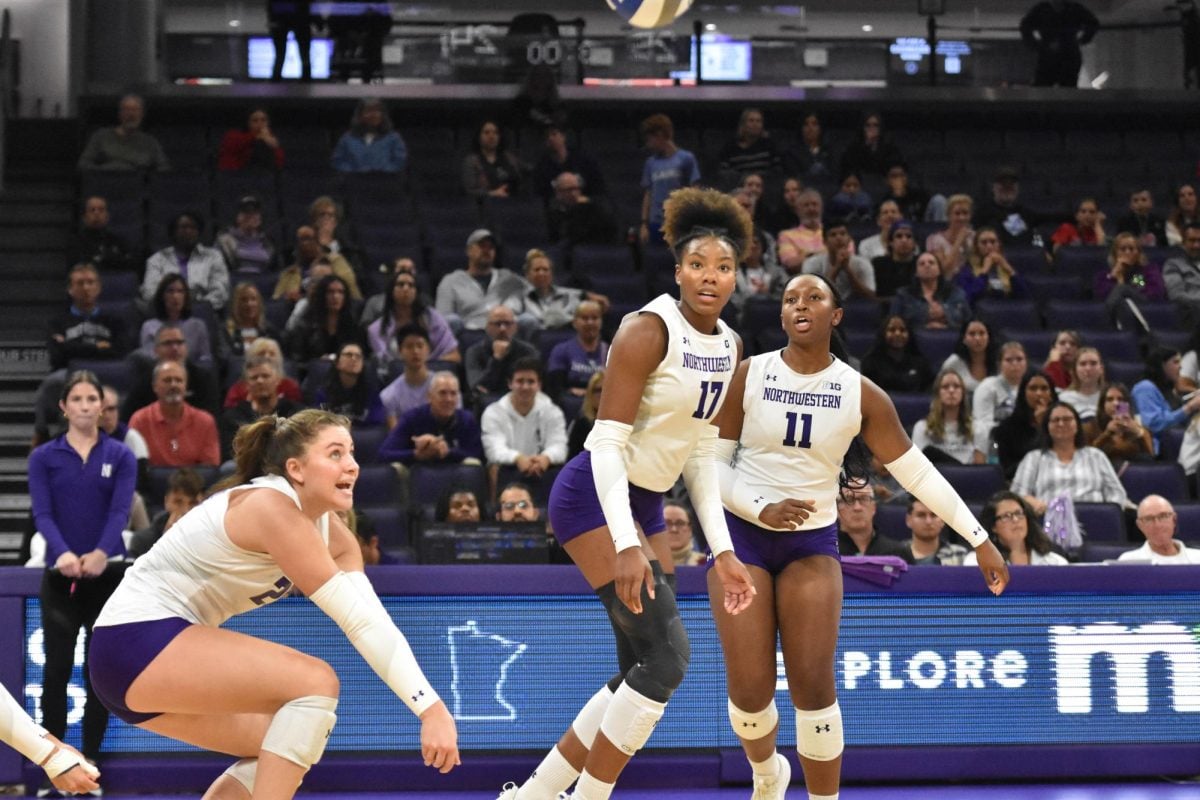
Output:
[99, 271, 138, 303]
[1054, 246, 1107, 284]
[1159, 427, 1185, 463]
[1041, 300, 1111, 331]
[80, 170, 145, 206]
[1104, 359, 1143, 387]
[1079, 331, 1141, 362]
[843, 329, 875, 359]
[587, 271, 647, 305]
[873, 503, 909, 541]
[1025, 273, 1084, 301]
[975, 299, 1040, 331]
[353, 463, 403, 508]
[67, 358, 134, 395]
[892, 393, 930, 430]
[1073, 502, 1127, 543]
[998, 329, 1054, 363]
[534, 327, 575, 358]
[1174, 503, 1200, 543]
[1119, 461, 1190, 503]
[359, 505, 412, 553]
[569, 244, 636, 277]
[933, 463, 1005, 502]
[914, 329, 958, 368]
[840, 297, 883, 331]
[1078, 542, 1131, 563]
[350, 425, 388, 465]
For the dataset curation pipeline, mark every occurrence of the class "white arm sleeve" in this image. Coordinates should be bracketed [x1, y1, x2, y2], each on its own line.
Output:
[681, 427, 733, 558]
[310, 571, 441, 716]
[884, 445, 990, 548]
[714, 439, 769, 526]
[0, 682, 53, 765]
[585, 419, 640, 552]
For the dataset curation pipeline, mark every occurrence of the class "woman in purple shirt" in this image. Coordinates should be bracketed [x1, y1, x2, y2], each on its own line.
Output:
[366, 269, 459, 370]
[27, 370, 136, 770]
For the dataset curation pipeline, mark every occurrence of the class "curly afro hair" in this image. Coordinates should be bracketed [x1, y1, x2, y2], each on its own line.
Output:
[661, 187, 753, 259]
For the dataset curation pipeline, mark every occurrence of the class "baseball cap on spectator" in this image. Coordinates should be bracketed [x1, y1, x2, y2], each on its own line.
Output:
[466, 229, 495, 247]
[238, 195, 262, 212]
[993, 167, 1020, 186]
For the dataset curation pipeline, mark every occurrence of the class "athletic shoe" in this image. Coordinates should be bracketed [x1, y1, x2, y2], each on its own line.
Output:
[496, 782, 519, 799]
[750, 752, 791, 800]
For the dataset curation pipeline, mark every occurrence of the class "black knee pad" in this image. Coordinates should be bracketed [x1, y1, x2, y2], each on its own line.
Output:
[596, 565, 690, 704]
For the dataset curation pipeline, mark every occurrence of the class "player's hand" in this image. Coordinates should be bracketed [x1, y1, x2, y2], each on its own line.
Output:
[419, 702, 461, 774]
[615, 546, 654, 614]
[758, 498, 815, 530]
[41, 737, 101, 794]
[974, 540, 1010, 597]
[712, 551, 757, 615]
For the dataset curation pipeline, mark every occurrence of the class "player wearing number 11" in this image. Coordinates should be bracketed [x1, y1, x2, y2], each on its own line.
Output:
[709, 272, 1010, 800]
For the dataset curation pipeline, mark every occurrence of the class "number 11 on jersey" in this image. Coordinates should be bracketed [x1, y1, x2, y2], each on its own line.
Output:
[692, 380, 724, 420]
[782, 411, 813, 448]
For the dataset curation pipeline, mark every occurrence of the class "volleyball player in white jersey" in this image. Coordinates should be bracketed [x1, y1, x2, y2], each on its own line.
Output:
[0, 682, 100, 794]
[711, 273, 1009, 800]
[89, 409, 458, 800]
[498, 188, 758, 800]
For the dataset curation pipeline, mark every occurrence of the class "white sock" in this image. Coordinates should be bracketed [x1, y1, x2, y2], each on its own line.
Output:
[810, 793, 839, 800]
[750, 751, 780, 777]
[572, 770, 615, 800]
[516, 746, 580, 800]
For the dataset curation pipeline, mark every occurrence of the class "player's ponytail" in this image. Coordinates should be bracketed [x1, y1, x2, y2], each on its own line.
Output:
[212, 409, 351, 491]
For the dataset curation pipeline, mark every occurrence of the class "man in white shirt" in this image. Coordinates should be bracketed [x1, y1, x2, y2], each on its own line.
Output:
[1117, 494, 1200, 564]
[481, 357, 567, 486]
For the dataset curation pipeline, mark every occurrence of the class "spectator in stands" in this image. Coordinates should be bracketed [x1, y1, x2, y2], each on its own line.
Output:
[973, 340, 1029, 436]
[496, 482, 542, 524]
[46, 264, 126, 373]
[828, 171, 873, 223]
[663, 500, 706, 566]
[880, 162, 944, 223]
[462, 118, 522, 199]
[367, 268, 459, 371]
[638, 113, 701, 245]
[836, 478, 914, 562]
[545, 171, 619, 246]
[217, 107, 285, 172]
[904, 498, 969, 565]
[379, 325, 436, 427]
[992, 371, 1058, 480]
[1116, 187, 1168, 248]
[731, 227, 787, 314]
[285, 274, 364, 364]
[1165, 183, 1198, 246]
[1095, 232, 1165, 327]
[912, 369, 986, 464]
[777, 189, 826, 272]
[891, 251, 970, 331]
[222, 335, 301, 409]
[860, 314, 933, 393]
[65, 196, 135, 276]
[313, 340, 385, 426]
[142, 211, 230, 312]
[465, 305, 539, 410]
[783, 112, 836, 180]
[28, 371, 136, 776]
[267, 0, 313, 81]
[509, 248, 608, 332]
[975, 167, 1046, 248]
[1162, 222, 1200, 330]
[127, 467, 205, 559]
[532, 124, 605, 205]
[1040, 329, 1081, 389]
[801, 219, 875, 299]
[331, 97, 407, 173]
[545, 300, 608, 407]
[436, 485, 483, 523]
[435, 229, 526, 331]
[1132, 346, 1200, 452]
[1058, 346, 1105, 420]
[378, 371, 483, 465]
[857, 199, 903, 262]
[941, 317, 998, 396]
[138, 274, 213, 367]
[840, 111, 903, 181]
[1019, 0, 1099, 87]
[965, 491, 1067, 566]
[1118, 495, 1200, 563]
[350, 509, 399, 565]
[216, 195, 278, 273]
[308, 195, 367, 286]
[129, 360, 220, 467]
[1083, 382, 1153, 468]
[124, 323, 220, 418]
[1050, 196, 1107, 252]
[361, 256, 424, 326]
[281, 258, 335, 333]
[871, 219, 919, 301]
[925, 193, 975, 275]
[957, 226, 1029, 305]
[100, 384, 149, 493]
[481, 357, 567, 486]
[219, 354, 305, 461]
[566, 369, 603, 459]
[275, 225, 361, 302]
[510, 63, 566, 137]
[77, 94, 169, 172]
[765, 177, 804, 236]
[716, 107, 780, 186]
[217, 282, 279, 363]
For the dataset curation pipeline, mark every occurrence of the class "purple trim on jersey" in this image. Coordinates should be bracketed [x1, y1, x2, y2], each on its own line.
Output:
[89, 617, 192, 724]
[548, 451, 666, 544]
[719, 511, 841, 575]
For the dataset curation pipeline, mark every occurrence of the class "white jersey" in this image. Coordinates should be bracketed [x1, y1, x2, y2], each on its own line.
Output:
[588, 293, 736, 492]
[96, 474, 330, 628]
[729, 351, 862, 531]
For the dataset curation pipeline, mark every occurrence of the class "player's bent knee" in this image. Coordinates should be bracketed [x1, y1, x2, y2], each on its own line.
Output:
[223, 758, 257, 794]
[795, 701, 843, 762]
[261, 695, 338, 769]
[599, 682, 666, 757]
[301, 656, 341, 699]
[728, 698, 778, 741]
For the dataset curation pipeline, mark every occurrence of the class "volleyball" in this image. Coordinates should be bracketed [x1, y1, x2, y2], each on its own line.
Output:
[605, 0, 695, 29]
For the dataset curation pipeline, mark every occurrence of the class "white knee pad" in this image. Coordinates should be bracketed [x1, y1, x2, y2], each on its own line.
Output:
[571, 685, 614, 749]
[261, 695, 338, 769]
[223, 758, 257, 794]
[599, 682, 666, 756]
[796, 701, 843, 762]
[728, 698, 778, 741]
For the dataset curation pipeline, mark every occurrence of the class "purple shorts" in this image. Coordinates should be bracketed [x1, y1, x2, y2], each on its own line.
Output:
[89, 617, 192, 724]
[722, 511, 841, 576]
[548, 451, 666, 545]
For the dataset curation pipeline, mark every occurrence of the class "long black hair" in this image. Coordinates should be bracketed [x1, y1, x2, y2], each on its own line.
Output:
[980, 490, 1058, 559]
[1142, 346, 1183, 407]
[152, 273, 194, 320]
[952, 317, 999, 376]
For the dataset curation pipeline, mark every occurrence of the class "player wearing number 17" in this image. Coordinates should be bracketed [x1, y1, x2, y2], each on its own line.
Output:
[497, 187, 757, 800]
[710, 272, 1009, 800]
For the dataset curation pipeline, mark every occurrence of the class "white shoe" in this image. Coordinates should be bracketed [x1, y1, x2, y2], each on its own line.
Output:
[750, 752, 791, 800]
[496, 782, 519, 799]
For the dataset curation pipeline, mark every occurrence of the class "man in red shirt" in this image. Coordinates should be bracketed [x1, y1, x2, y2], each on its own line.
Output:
[129, 360, 219, 467]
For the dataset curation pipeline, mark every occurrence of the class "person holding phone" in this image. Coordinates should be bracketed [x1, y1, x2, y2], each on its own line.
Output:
[1084, 383, 1153, 467]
